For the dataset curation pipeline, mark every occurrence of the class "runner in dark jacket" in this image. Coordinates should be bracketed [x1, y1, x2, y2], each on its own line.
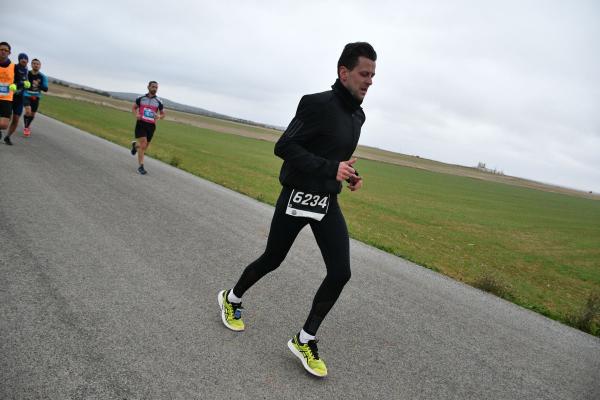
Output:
[3, 51, 28, 145]
[275, 78, 365, 194]
[218, 42, 377, 378]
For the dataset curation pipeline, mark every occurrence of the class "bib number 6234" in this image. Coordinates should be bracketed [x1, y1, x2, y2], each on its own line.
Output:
[292, 191, 328, 208]
[286, 189, 330, 221]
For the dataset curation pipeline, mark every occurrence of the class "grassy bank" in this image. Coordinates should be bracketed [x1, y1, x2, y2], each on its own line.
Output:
[41, 95, 600, 336]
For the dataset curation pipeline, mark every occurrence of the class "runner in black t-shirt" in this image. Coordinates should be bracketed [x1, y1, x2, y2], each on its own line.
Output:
[3, 52, 28, 145]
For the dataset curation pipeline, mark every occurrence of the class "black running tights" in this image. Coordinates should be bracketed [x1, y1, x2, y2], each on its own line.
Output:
[233, 187, 351, 335]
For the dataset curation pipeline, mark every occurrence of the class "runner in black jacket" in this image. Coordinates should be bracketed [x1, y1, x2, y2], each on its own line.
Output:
[218, 42, 377, 378]
[275, 78, 365, 194]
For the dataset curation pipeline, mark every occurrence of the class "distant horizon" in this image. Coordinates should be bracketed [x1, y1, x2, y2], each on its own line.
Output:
[48, 76, 286, 131]
[48, 77, 598, 198]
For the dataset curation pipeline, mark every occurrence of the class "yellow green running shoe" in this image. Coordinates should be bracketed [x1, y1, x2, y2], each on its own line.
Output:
[217, 290, 245, 331]
[287, 333, 328, 377]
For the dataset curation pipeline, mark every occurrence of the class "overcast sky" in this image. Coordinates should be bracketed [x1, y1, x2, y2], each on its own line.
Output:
[5, 0, 599, 193]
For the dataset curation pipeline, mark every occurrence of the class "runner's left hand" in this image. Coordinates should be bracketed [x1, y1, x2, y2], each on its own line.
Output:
[347, 176, 363, 191]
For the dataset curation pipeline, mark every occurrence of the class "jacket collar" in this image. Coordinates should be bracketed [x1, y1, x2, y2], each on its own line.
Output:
[15, 63, 27, 74]
[332, 79, 363, 112]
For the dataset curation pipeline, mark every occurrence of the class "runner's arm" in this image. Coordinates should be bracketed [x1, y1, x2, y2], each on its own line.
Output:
[158, 102, 165, 120]
[132, 97, 141, 118]
[41, 74, 48, 92]
[13, 65, 23, 88]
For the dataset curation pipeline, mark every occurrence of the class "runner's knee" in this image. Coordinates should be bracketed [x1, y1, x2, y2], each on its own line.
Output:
[326, 264, 351, 287]
[256, 249, 288, 273]
[338, 268, 352, 286]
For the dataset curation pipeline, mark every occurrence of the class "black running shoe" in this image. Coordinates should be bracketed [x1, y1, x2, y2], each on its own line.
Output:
[137, 165, 147, 175]
[131, 141, 137, 155]
[4, 136, 12, 145]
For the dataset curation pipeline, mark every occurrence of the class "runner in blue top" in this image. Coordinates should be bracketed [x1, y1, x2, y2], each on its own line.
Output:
[4, 52, 29, 144]
[22, 58, 48, 137]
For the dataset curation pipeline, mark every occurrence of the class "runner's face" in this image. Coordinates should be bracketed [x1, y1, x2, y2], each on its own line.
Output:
[339, 56, 376, 102]
[19, 58, 28, 68]
[31, 60, 41, 72]
[148, 83, 158, 95]
[0, 46, 9, 62]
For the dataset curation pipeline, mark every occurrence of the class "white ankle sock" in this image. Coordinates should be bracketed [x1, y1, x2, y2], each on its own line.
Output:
[299, 329, 315, 344]
[227, 289, 242, 304]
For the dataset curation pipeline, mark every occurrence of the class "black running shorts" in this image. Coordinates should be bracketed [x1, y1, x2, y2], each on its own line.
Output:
[11, 93, 24, 116]
[0, 100, 11, 118]
[134, 120, 157, 142]
[23, 96, 40, 113]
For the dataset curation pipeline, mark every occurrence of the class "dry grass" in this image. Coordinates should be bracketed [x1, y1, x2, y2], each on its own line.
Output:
[472, 275, 514, 301]
[567, 292, 600, 335]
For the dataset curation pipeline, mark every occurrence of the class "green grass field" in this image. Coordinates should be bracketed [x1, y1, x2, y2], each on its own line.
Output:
[41, 95, 600, 335]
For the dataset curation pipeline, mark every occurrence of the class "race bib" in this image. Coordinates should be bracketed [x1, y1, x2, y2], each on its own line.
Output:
[0, 84, 9, 96]
[142, 107, 155, 121]
[286, 189, 330, 221]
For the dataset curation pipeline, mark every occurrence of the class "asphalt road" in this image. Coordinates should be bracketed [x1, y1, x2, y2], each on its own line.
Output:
[1, 115, 599, 400]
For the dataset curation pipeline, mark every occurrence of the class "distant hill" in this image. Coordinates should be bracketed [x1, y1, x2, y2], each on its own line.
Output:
[108, 91, 232, 121]
[48, 77, 284, 131]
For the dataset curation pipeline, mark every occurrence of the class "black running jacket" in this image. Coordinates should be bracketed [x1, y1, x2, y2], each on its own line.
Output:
[274, 79, 365, 194]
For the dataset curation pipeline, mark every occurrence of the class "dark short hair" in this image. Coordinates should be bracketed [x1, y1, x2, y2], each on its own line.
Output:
[337, 42, 377, 77]
[148, 80, 158, 86]
[32, 58, 40, 63]
[0, 41, 11, 51]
